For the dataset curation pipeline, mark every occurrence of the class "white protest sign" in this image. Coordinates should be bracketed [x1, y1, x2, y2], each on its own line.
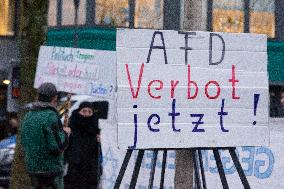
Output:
[34, 46, 116, 99]
[101, 119, 283, 189]
[201, 119, 283, 189]
[116, 29, 269, 149]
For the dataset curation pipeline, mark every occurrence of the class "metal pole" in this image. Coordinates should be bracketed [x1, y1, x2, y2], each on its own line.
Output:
[57, 0, 62, 26]
[198, 150, 207, 189]
[193, 150, 201, 189]
[86, 0, 95, 25]
[148, 150, 158, 189]
[213, 148, 229, 189]
[114, 150, 133, 189]
[229, 148, 251, 189]
[129, 150, 145, 189]
[129, 0, 135, 28]
[160, 150, 167, 189]
[207, 0, 213, 31]
[73, 0, 80, 47]
[244, 0, 250, 33]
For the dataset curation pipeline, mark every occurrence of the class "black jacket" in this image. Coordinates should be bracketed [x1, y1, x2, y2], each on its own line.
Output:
[65, 110, 100, 164]
[64, 110, 101, 188]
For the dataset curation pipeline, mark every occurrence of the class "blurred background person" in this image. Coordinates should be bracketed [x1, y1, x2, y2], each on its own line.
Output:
[64, 101, 101, 189]
[270, 91, 281, 117]
[278, 90, 284, 117]
[7, 112, 19, 136]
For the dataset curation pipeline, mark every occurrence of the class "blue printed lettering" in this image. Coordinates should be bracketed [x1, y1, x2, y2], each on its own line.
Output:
[254, 147, 274, 179]
[241, 147, 255, 176]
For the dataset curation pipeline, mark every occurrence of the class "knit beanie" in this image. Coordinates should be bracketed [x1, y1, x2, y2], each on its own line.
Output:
[37, 82, 58, 102]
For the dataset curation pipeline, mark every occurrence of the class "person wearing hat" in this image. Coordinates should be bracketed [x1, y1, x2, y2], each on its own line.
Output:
[64, 101, 101, 189]
[21, 82, 71, 189]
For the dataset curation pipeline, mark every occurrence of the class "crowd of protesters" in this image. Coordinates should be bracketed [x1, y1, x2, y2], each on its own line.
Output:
[20, 82, 102, 189]
[5, 82, 284, 189]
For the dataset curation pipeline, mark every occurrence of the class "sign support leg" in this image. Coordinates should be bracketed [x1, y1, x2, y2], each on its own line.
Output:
[129, 150, 145, 189]
[193, 149, 201, 189]
[213, 148, 229, 189]
[114, 148, 251, 189]
[229, 148, 251, 189]
[114, 150, 133, 189]
[198, 150, 207, 189]
[148, 150, 158, 189]
[159, 150, 167, 189]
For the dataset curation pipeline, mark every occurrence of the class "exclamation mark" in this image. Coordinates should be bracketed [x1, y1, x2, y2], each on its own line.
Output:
[253, 94, 260, 125]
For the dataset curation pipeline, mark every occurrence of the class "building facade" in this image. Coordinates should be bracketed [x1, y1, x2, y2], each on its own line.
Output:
[0, 0, 283, 135]
[0, 0, 20, 139]
[46, 0, 284, 117]
[46, 0, 279, 37]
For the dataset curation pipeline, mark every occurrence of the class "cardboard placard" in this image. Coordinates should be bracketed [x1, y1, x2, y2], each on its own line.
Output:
[34, 46, 116, 99]
[116, 29, 269, 149]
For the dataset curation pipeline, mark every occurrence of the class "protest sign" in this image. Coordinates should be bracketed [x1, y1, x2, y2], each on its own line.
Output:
[101, 118, 282, 189]
[116, 29, 269, 149]
[34, 46, 116, 99]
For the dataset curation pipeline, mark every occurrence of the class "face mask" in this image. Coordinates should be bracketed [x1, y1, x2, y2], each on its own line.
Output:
[75, 113, 94, 128]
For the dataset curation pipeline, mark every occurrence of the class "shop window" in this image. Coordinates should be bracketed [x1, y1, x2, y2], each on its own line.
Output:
[212, 0, 244, 33]
[95, 0, 129, 27]
[249, 0, 275, 38]
[62, 0, 86, 25]
[211, 0, 275, 38]
[0, 0, 15, 36]
[95, 0, 164, 28]
[48, 0, 57, 26]
[50, 0, 165, 28]
[135, 0, 164, 29]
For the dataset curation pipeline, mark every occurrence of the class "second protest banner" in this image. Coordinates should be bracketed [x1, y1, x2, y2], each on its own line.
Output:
[34, 46, 116, 99]
[116, 29, 269, 149]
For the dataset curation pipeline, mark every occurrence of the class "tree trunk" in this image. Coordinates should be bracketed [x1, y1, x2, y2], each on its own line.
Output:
[174, 0, 207, 188]
[10, 1, 48, 188]
[174, 150, 194, 189]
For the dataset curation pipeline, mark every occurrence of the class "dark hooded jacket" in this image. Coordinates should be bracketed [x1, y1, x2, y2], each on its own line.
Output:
[65, 109, 100, 163]
[21, 101, 68, 176]
[64, 109, 101, 187]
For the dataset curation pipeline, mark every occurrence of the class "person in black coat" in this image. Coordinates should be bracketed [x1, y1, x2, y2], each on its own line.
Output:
[64, 101, 101, 189]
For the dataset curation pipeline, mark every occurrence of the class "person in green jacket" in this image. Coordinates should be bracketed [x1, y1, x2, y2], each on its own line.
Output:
[21, 82, 71, 189]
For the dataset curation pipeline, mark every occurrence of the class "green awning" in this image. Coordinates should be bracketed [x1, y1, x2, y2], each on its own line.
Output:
[46, 27, 116, 51]
[46, 28, 284, 85]
[268, 41, 284, 85]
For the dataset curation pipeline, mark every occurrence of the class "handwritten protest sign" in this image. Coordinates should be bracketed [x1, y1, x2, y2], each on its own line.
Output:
[34, 46, 116, 99]
[116, 29, 269, 149]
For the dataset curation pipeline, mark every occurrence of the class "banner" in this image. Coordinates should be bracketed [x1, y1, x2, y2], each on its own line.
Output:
[116, 29, 269, 149]
[34, 46, 116, 99]
[100, 118, 284, 189]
